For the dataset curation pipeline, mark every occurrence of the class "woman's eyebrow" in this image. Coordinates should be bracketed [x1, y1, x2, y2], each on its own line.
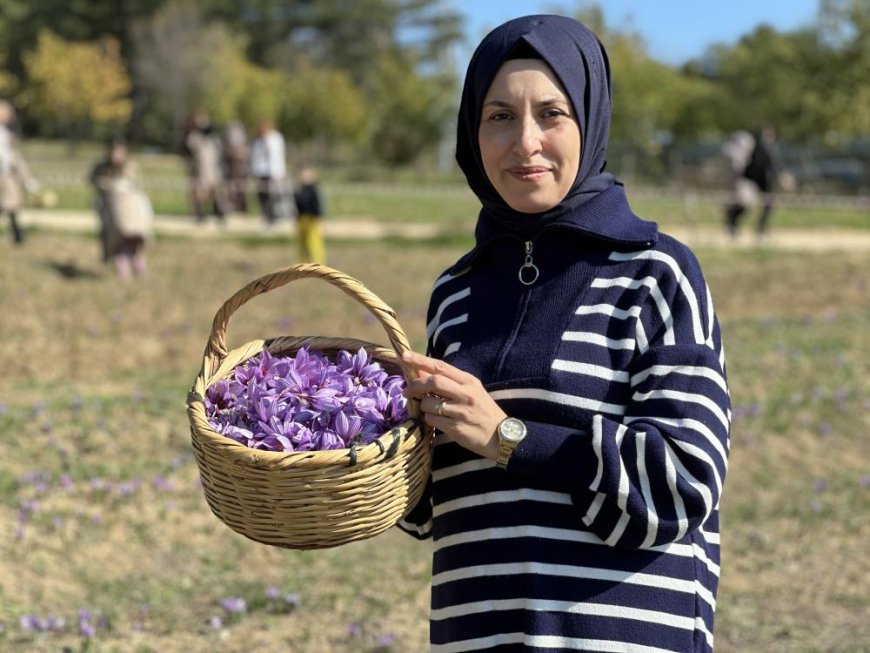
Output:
[482, 97, 569, 108]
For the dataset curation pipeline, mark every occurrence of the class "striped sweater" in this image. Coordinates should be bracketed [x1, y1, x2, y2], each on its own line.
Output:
[399, 186, 730, 652]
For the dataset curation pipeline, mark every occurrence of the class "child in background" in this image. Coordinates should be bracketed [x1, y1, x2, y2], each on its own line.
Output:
[293, 164, 326, 263]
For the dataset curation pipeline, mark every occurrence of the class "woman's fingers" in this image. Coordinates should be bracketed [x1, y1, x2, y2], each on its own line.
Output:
[404, 373, 461, 401]
[402, 351, 472, 384]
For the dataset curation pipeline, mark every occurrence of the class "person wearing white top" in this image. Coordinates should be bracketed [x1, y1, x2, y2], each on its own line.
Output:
[249, 119, 293, 224]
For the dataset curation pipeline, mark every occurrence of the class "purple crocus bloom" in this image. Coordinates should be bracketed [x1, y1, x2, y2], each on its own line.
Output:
[314, 429, 345, 451]
[284, 593, 301, 608]
[79, 609, 95, 638]
[333, 411, 363, 445]
[377, 633, 396, 647]
[220, 597, 247, 614]
[206, 347, 408, 453]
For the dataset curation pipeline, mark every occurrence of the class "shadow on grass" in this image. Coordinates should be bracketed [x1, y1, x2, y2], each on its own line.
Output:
[43, 259, 103, 280]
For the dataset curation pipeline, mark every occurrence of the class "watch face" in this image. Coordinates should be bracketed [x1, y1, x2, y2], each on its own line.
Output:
[499, 418, 526, 443]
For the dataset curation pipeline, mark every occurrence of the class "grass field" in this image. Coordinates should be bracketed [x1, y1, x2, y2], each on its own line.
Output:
[1, 215, 868, 650]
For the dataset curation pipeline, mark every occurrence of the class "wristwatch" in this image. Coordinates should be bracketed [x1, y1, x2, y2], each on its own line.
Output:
[496, 417, 527, 469]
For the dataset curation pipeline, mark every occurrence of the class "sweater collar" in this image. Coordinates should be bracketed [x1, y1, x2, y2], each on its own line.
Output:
[450, 185, 658, 273]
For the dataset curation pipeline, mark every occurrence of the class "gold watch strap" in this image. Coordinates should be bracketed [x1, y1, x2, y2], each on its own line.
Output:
[496, 440, 516, 469]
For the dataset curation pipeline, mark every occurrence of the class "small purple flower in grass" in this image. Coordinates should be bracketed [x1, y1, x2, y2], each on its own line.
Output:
[377, 633, 396, 648]
[220, 597, 246, 614]
[284, 593, 301, 609]
[208, 615, 223, 630]
[265, 586, 281, 600]
[348, 622, 362, 637]
[814, 479, 828, 492]
[21, 614, 65, 633]
[153, 475, 173, 492]
[79, 608, 95, 638]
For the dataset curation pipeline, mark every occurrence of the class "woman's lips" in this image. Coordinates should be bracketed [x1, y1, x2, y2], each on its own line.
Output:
[508, 166, 550, 181]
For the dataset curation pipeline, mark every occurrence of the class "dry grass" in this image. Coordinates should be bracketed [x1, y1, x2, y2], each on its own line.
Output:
[0, 231, 867, 652]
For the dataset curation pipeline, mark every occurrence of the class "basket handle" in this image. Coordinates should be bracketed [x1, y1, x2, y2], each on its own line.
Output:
[201, 263, 417, 382]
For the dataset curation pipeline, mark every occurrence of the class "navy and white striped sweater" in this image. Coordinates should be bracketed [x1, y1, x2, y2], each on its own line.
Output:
[400, 186, 731, 652]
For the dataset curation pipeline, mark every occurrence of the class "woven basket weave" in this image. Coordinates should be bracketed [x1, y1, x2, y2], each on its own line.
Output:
[187, 263, 432, 549]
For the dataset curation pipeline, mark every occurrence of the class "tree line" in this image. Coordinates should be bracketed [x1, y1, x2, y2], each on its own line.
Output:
[0, 0, 866, 167]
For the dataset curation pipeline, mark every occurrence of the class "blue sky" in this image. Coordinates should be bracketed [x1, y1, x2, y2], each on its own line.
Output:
[455, 1, 821, 65]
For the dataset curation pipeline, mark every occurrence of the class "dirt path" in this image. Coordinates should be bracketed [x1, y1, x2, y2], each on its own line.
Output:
[15, 207, 870, 251]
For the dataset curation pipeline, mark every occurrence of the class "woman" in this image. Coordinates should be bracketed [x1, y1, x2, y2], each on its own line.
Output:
[90, 138, 154, 279]
[250, 119, 294, 225]
[0, 101, 37, 245]
[400, 15, 730, 652]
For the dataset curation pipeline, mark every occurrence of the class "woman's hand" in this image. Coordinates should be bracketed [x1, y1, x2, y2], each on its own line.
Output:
[402, 351, 506, 461]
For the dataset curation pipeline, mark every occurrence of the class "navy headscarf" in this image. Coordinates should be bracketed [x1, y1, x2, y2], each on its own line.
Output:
[456, 15, 616, 238]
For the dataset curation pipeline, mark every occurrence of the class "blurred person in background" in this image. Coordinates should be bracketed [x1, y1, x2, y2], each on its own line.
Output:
[724, 125, 785, 241]
[250, 118, 294, 226]
[90, 137, 154, 280]
[222, 120, 249, 214]
[293, 163, 326, 263]
[722, 129, 755, 235]
[0, 101, 38, 245]
[183, 111, 227, 225]
[398, 15, 730, 652]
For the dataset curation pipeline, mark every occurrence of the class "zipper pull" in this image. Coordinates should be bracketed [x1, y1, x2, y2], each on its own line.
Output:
[518, 240, 540, 286]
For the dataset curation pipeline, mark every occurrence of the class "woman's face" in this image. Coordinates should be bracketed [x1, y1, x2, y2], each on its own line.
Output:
[478, 58, 581, 214]
[110, 144, 127, 166]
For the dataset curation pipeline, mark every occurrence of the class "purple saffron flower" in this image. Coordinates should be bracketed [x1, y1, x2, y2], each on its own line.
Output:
[314, 429, 345, 451]
[333, 411, 363, 445]
[220, 597, 247, 614]
[348, 622, 362, 637]
[206, 347, 408, 453]
[284, 593, 301, 608]
[377, 633, 396, 647]
[79, 609, 95, 638]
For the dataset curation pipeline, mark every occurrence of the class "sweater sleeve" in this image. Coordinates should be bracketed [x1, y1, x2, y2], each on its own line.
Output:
[508, 253, 731, 549]
[396, 476, 434, 539]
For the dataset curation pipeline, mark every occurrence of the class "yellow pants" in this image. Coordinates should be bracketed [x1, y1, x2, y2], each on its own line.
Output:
[297, 214, 326, 264]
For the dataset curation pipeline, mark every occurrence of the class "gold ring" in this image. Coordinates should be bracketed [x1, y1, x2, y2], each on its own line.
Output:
[436, 399, 446, 417]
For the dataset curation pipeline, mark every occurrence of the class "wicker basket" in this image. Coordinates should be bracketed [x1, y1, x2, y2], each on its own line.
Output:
[187, 263, 432, 549]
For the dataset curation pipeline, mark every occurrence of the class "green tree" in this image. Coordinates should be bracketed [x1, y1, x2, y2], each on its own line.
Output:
[203, 0, 462, 85]
[278, 63, 369, 147]
[131, 2, 249, 146]
[367, 52, 452, 166]
[21, 30, 132, 139]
